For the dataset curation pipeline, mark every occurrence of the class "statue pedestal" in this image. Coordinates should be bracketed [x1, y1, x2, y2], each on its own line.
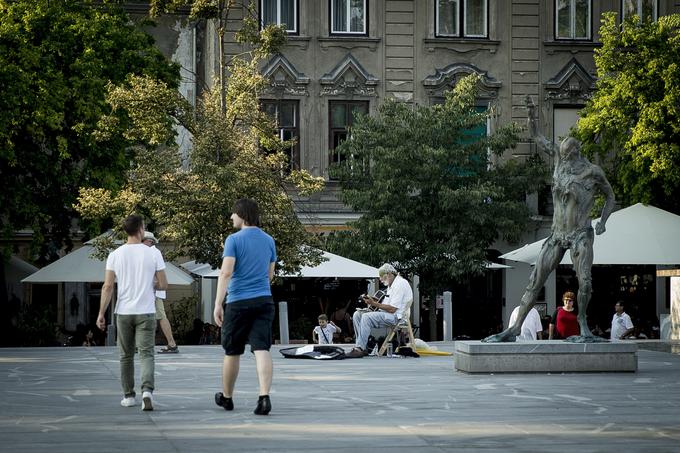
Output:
[454, 340, 637, 373]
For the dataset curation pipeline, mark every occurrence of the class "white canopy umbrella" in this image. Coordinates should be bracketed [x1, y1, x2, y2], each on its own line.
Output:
[500, 203, 680, 265]
[182, 250, 380, 279]
[22, 244, 194, 285]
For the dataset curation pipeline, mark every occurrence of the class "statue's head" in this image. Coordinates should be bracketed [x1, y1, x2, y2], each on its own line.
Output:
[559, 137, 581, 160]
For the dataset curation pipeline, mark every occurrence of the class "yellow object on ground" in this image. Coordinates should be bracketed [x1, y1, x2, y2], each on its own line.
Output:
[415, 348, 452, 356]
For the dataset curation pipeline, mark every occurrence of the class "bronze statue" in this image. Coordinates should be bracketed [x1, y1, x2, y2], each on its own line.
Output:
[484, 96, 615, 343]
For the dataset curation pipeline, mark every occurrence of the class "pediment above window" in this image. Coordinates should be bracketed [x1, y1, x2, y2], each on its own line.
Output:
[423, 63, 501, 99]
[544, 58, 596, 103]
[320, 54, 379, 97]
[261, 54, 310, 97]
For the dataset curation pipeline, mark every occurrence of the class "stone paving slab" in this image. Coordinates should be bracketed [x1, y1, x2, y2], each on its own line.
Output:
[0, 344, 678, 452]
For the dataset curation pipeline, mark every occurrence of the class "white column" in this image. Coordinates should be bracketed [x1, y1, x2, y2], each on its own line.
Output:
[443, 291, 453, 341]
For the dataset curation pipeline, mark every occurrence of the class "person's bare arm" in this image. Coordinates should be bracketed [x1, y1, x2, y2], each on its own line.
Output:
[97, 270, 116, 331]
[548, 323, 555, 340]
[213, 256, 235, 327]
[330, 321, 342, 334]
[363, 295, 397, 314]
[268, 262, 275, 283]
[155, 269, 168, 291]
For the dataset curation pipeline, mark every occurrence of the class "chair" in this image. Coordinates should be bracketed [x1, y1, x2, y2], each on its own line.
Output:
[378, 299, 416, 356]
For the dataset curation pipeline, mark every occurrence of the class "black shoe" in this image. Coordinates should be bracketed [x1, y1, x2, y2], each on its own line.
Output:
[214, 392, 233, 411]
[254, 395, 271, 415]
[346, 348, 366, 358]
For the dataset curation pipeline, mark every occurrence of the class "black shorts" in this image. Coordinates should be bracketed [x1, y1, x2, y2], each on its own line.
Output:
[221, 296, 275, 355]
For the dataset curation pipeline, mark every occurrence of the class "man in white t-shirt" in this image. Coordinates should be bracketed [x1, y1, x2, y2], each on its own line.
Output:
[610, 300, 634, 341]
[508, 306, 543, 341]
[97, 215, 167, 411]
[347, 263, 413, 358]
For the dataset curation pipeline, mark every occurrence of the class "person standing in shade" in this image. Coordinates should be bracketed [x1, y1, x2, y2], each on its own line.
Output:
[508, 305, 543, 341]
[313, 314, 341, 344]
[142, 231, 179, 354]
[97, 215, 167, 411]
[213, 199, 277, 415]
[610, 300, 634, 341]
[548, 291, 580, 340]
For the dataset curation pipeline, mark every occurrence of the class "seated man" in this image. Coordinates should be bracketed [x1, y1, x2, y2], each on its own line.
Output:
[347, 263, 413, 358]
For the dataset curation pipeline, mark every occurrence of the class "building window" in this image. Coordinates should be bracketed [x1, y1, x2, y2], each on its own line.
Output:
[330, 0, 367, 35]
[436, 0, 488, 38]
[622, 0, 658, 22]
[328, 100, 369, 172]
[261, 0, 298, 34]
[261, 100, 300, 173]
[555, 0, 591, 40]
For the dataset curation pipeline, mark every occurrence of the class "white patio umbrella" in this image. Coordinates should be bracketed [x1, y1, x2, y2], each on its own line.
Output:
[182, 250, 381, 279]
[500, 203, 680, 265]
[22, 244, 194, 285]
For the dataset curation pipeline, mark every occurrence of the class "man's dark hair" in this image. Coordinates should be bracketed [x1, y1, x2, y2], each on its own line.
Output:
[318, 314, 328, 321]
[232, 198, 261, 226]
[122, 215, 144, 236]
[615, 300, 625, 308]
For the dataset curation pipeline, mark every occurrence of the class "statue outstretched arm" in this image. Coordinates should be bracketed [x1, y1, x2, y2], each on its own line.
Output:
[525, 95, 557, 157]
[595, 168, 616, 235]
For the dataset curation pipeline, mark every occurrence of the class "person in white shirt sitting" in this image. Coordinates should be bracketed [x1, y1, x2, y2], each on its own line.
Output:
[508, 305, 543, 341]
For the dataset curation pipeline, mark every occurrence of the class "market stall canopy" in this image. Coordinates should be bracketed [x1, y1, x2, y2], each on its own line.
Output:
[499, 203, 680, 265]
[182, 250, 381, 279]
[22, 244, 194, 285]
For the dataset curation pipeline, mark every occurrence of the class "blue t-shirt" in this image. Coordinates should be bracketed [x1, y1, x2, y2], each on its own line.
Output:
[222, 227, 277, 303]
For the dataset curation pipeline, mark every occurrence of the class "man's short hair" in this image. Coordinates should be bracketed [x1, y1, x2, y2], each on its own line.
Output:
[318, 314, 328, 321]
[232, 198, 261, 226]
[615, 300, 624, 308]
[122, 215, 144, 236]
[378, 263, 397, 277]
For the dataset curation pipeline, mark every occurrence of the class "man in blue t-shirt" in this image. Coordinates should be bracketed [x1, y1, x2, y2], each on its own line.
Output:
[213, 199, 277, 416]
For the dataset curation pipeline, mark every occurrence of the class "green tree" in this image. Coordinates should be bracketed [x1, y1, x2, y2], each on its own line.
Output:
[0, 0, 180, 262]
[76, 2, 324, 272]
[327, 75, 546, 335]
[575, 13, 680, 214]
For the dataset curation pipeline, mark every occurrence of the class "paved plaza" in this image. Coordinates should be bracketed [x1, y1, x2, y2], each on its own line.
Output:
[0, 343, 678, 452]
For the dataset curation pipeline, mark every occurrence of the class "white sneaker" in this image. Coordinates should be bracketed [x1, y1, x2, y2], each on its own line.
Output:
[120, 396, 136, 407]
[141, 391, 153, 411]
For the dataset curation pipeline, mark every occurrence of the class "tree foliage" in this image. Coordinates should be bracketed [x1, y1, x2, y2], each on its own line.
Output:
[76, 1, 324, 273]
[575, 13, 680, 214]
[327, 75, 547, 296]
[0, 0, 180, 261]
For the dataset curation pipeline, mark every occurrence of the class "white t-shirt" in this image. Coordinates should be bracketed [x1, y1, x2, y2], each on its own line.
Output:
[314, 324, 338, 344]
[610, 312, 634, 340]
[509, 306, 543, 341]
[386, 274, 413, 320]
[106, 243, 165, 315]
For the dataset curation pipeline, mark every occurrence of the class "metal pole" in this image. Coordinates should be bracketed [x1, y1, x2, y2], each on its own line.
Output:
[278, 301, 289, 345]
[411, 275, 420, 329]
[443, 291, 452, 341]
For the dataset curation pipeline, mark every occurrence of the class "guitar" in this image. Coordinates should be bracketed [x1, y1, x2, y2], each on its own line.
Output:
[359, 290, 386, 311]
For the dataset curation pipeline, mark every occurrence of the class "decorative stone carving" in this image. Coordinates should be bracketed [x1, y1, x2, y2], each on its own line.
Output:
[261, 54, 310, 97]
[320, 54, 379, 97]
[545, 58, 596, 103]
[423, 63, 501, 100]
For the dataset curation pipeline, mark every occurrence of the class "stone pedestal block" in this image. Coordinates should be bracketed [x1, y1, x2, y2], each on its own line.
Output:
[454, 340, 637, 373]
